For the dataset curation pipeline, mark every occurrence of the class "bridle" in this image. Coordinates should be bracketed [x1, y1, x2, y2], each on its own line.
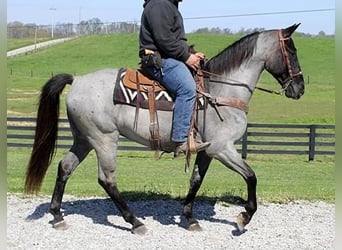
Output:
[262, 29, 303, 95]
[278, 29, 303, 80]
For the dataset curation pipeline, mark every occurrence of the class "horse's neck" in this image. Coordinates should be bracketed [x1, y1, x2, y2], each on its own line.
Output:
[206, 31, 279, 103]
[208, 62, 264, 103]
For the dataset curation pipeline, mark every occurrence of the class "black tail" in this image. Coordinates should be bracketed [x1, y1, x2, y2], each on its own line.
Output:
[24, 73, 74, 194]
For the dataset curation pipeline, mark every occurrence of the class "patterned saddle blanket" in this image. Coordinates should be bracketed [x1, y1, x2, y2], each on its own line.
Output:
[113, 68, 174, 111]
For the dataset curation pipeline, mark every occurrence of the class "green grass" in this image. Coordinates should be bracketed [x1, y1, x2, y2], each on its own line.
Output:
[7, 34, 335, 84]
[7, 33, 335, 123]
[8, 34, 139, 76]
[7, 148, 334, 203]
[7, 34, 335, 202]
[7, 37, 53, 51]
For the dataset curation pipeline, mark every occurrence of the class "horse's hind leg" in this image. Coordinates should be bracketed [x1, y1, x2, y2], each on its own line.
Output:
[183, 151, 212, 231]
[49, 141, 91, 230]
[95, 133, 146, 235]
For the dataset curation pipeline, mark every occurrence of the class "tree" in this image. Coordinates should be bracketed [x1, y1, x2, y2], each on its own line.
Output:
[318, 30, 326, 37]
[79, 18, 103, 35]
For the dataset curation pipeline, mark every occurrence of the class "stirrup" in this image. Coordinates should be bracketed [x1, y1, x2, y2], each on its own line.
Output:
[174, 141, 210, 158]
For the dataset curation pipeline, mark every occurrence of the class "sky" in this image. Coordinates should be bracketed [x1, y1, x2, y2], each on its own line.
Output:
[7, 0, 335, 35]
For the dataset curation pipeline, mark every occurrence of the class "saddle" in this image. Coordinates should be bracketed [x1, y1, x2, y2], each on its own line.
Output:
[114, 67, 205, 159]
[122, 68, 165, 93]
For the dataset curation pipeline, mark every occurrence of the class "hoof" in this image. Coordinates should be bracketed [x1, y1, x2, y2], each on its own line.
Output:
[132, 225, 147, 235]
[236, 212, 249, 232]
[52, 220, 70, 231]
[187, 223, 202, 232]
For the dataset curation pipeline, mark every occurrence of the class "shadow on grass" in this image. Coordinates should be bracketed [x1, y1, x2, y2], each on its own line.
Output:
[25, 191, 246, 232]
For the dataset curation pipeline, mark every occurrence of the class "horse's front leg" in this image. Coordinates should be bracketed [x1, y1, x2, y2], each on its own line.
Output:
[214, 143, 257, 232]
[183, 151, 212, 231]
[237, 169, 257, 232]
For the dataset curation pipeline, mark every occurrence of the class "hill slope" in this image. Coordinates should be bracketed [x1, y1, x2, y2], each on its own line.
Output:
[7, 33, 335, 123]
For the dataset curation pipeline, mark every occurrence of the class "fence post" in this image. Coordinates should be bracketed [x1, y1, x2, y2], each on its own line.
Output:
[308, 125, 316, 161]
[241, 127, 248, 159]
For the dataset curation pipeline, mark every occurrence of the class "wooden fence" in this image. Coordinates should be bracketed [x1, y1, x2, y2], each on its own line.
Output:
[7, 117, 335, 161]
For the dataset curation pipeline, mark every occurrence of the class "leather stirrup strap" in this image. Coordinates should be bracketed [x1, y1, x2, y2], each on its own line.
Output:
[147, 83, 161, 157]
[133, 71, 141, 131]
[185, 82, 200, 173]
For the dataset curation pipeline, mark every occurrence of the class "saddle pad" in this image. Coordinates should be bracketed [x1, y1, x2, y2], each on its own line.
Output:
[113, 68, 174, 111]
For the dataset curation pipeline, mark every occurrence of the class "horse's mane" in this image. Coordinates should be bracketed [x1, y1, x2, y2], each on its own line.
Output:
[204, 31, 260, 75]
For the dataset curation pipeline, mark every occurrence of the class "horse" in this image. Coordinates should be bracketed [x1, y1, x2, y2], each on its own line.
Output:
[24, 24, 304, 234]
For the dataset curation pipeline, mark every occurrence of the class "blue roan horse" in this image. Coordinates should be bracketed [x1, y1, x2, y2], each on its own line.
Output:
[24, 24, 304, 234]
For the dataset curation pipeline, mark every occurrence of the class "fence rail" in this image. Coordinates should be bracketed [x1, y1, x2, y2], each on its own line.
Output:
[7, 117, 335, 161]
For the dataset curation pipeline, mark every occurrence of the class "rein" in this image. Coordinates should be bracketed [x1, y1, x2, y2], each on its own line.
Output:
[254, 80, 292, 95]
[200, 69, 288, 97]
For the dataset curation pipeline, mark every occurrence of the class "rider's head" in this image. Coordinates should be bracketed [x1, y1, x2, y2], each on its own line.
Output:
[144, 0, 183, 8]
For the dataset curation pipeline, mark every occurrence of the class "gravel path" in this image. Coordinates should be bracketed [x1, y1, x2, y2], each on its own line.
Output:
[7, 194, 335, 249]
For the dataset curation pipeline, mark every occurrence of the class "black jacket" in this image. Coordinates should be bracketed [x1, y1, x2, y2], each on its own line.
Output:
[139, 0, 190, 62]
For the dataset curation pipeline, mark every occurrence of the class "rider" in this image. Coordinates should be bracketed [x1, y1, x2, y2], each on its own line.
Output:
[139, 0, 210, 156]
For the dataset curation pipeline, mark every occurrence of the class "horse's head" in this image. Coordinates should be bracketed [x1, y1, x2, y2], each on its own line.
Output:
[265, 24, 305, 99]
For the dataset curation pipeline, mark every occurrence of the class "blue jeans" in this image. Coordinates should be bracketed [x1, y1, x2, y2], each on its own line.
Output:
[143, 58, 196, 143]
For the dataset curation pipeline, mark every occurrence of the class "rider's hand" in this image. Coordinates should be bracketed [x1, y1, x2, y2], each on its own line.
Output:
[195, 52, 205, 60]
[186, 52, 205, 70]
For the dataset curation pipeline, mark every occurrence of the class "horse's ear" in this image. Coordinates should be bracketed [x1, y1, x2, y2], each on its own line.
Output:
[282, 23, 301, 38]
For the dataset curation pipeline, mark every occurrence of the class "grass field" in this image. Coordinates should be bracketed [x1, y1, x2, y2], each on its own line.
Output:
[7, 37, 53, 51]
[7, 148, 335, 203]
[7, 33, 335, 123]
[7, 33, 335, 202]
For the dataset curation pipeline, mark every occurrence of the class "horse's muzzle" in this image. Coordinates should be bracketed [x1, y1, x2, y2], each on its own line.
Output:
[285, 80, 305, 100]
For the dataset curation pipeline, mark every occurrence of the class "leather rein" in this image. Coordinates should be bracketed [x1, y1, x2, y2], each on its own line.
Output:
[198, 29, 303, 116]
